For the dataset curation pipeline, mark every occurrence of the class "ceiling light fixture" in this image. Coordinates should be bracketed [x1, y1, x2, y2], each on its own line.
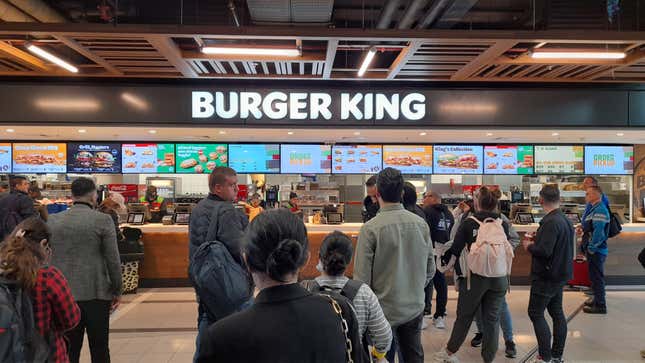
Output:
[201, 46, 301, 57]
[287, 131, 294, 135]
[531, 51, 626, 60]
[357, 46, 377, 77]
[78, 129, 87, 133]
[552, 132, 560, 136]
[26, 43, 79, 73]
[353, 131, 361, 136]
[6, 129, 15, 133]
[486, 132, 494, 136]
[219, 130, 227, 135]
[616, 132, 624, 136]
[419, 132, 427, 136]
[148, 130, 157, 134]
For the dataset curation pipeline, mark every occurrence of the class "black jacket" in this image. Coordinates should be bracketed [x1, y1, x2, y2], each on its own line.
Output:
[423, 204, 455, 245]
[363, 196, 379, 222]
[0, 191, 36, 239]
[404, 203, 426, 220]
[197, 283, 365, 363]
[528, 209, 574, 283]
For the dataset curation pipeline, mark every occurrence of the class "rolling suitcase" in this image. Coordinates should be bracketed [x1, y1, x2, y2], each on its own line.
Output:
[567, 254, 591, 288]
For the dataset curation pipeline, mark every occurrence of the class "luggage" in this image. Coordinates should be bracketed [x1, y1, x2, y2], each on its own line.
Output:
[567, 255, 591, 287]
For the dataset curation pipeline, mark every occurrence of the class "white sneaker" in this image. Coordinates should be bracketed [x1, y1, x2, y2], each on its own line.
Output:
[433, 348, 459, 363]
[433, 316, 446, 329]
[421, 318, 429, 330]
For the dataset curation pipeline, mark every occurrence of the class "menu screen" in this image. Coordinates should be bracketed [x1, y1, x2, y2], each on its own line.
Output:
[229, 144, 280, 173]
[13, 143, 67, 173]
[535, 145, 584, 174]
[484, 145, 534, 175]
[332, 145, 382, 174]
[121, 143, 175, 173]
[0, 143, 11, 173]
[584, 146, 633, 175]
[176, 144, 228, 174]
[67, 143, 121, 173]
[280, 144, 332, 174]
[433, 145, 483, 174]
[383, 145, 433, 174]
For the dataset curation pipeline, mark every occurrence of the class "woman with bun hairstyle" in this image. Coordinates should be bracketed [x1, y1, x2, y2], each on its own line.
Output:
[302, 231, 392, 362]
[197, 209, 365, 363]
[0, 217, 80, 363]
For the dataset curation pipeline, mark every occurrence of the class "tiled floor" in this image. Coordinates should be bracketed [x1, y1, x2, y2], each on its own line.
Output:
[78, 286, 645, 363]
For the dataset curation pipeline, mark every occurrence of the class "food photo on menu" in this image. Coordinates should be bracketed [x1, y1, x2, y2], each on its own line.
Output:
[12, 143, 67, 173]
[176, 144, 228, 174]
[67, 143, 121, 173]
[121, 143, 175, 173]
[331, 145, 382, 174]
[383, 145, 432, 174]
[484, 145, 534, 174]
[0, 143, 11, 173]
[433, 145, 483, 174]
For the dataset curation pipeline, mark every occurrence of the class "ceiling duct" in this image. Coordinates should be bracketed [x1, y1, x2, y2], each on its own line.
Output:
[376, 0, 403, 28]
[247, 0, 333, 24]
[397, 0, 428, 29]
[5, 0, 65, 22]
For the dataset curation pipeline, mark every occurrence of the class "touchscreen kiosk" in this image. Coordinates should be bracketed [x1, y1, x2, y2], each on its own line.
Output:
[175, 213, 191, 225]
[516, 212, 535, 224]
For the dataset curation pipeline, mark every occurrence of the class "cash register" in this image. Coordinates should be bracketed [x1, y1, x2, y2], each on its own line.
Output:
[127, 203, 148, 225]
[173, 203, 193, 225]
[510, 203, 534, 224]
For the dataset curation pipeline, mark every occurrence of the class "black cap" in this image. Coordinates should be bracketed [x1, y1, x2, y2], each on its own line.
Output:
[289, 192, 298, 199]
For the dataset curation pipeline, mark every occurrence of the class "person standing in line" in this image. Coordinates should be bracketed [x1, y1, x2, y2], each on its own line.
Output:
[48, 178, 122, 363]
[402, 182, 426, 219]
[354, 167, 434, 363]
[580, 185, 610, 314]
[523, 184, 574, 363]
[0, 176, 37, 240]
[0, 181, 9, 200]
[581, 177, 609, 221]
[421, 190, 453, 330]
[0, 217, 81, 363]
[362, 175, 380, 222]
[189, 167, 249, 362]
[28, 185, 49, 222]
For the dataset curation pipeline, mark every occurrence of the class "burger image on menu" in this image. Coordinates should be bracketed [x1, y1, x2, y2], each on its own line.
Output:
[438, 153, 479, 169]
[93, 152, 115, 169]
[75, 151, 93, 168]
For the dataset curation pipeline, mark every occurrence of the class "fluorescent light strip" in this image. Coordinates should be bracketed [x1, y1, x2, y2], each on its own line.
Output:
[357, 47, 377, 77]
[531, 51, 626, 60]
[26, 44, 79, 73]
[201, 46, 300, 57]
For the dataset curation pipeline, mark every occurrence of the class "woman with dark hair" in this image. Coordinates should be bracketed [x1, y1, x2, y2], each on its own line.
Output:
[434, 187, 512, 363]
[402, 181, 426, 219]
[99, 198, 124, 242]
[302, 231, 392, 362]
[197, 209, 365, 363]
[0, 217, 80, 363]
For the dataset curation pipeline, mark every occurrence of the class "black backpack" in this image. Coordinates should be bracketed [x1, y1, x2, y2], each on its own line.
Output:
[0, 279, 51, 363]
[607, 206, 622, 238]
[302, 279, 363, 308]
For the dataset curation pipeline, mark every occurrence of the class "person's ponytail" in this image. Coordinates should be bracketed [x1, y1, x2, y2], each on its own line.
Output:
[266, 239, 304, 282]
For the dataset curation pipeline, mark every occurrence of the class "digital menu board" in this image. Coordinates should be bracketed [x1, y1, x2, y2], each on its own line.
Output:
[121, 143, 175, 173]
[67, 143, 121, 173]
[0, 143, 11, 173]
[484, 145, 534, 175]
[176, 144, 228, 174]
[584, 146, 633, 175]
[433, 145, 483, 174]
[229, 144, 280, 173]
[280, 144, 332, 174]
[13, 143, 67, 173]
[534, 145, 584, 174]
[332, 145, 382, 174]
[383, 145, 433, 174]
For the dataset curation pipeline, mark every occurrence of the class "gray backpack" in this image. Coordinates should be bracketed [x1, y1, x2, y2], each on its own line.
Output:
[0, 278, 50, 363]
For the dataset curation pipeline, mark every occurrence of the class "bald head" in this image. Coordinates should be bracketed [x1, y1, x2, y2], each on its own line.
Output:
[422, 190, 441, 208]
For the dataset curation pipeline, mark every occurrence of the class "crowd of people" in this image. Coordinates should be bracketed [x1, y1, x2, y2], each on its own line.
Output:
[0, 168, 639, 363]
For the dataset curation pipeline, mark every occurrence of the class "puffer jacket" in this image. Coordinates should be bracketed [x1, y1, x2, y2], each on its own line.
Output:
[189, 194, 249, 263]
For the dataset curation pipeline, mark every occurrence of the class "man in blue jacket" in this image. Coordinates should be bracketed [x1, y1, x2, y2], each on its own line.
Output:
[580, 185, 609, 314]
[581, 177, 609, 221]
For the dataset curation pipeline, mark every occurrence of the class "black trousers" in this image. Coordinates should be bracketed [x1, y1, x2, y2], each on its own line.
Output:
[385, 313, 424, 363]
[528, 280, 567, 361]
[67, 299, 111, 363]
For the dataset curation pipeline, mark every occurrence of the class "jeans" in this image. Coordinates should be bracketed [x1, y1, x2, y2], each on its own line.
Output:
[447, 275, 508, 363]
[475, 297, 514, 342]
[527, 280, 567, 361]
[67, 300, 111, 363]
[587, 252, 607, 307]
[385, 313, 424, 363]
[425, 269, 448, 318]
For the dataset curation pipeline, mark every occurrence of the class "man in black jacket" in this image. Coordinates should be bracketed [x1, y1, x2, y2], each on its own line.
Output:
[189, 167, 249, 362]
[421, 190, 454, 329]
[362, 175, 379, 222]
[0, 176, 36, 239]
[523, 184, 574, 363]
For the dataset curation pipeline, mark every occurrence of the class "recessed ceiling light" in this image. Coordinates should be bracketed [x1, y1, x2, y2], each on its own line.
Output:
[353, 131, 361, 136]
[616, 132, 624, 136]
[552, 132, 559, 136]
[78, 129, 87, 133]
[219, 130, 227, 135]
[287, 131, 294, 135]
[5, 128, 14, 133]
[419, 132, 427, 136]
[486, 132, 494, 136]
[148, 130, 157, 134]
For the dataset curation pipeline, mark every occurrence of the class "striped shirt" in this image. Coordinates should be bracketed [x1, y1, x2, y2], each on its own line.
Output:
[311, 275, 392, 353]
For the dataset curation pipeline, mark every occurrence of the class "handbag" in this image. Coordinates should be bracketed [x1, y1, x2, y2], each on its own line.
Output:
[323, 295, 356, 363]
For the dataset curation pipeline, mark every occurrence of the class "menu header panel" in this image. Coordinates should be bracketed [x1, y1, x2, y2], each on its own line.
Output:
[280, 144, 332, 174]
[229, 144, 280, 173]
[67, 143, 121, 173]
[383, 145, 433, 174]
[13, 143, 67, 173]
[584, 146, 633, 175]
[176, 144, 228, 174]
[0, 143, 11, 173]
[122, 143, 175, 173]
[433, 145, 483, 174]
[484, 145, 534, 175]
[332, 145, 382, 174]
[534, 145, 584, 174]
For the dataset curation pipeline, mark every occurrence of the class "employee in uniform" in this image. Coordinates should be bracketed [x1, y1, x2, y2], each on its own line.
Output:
[140, 185, 167, 222]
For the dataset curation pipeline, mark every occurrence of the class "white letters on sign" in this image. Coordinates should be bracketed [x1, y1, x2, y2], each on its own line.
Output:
[191, 91, 426, 121]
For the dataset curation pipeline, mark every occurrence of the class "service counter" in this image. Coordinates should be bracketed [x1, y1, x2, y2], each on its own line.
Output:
[127, 223, 645, 287]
